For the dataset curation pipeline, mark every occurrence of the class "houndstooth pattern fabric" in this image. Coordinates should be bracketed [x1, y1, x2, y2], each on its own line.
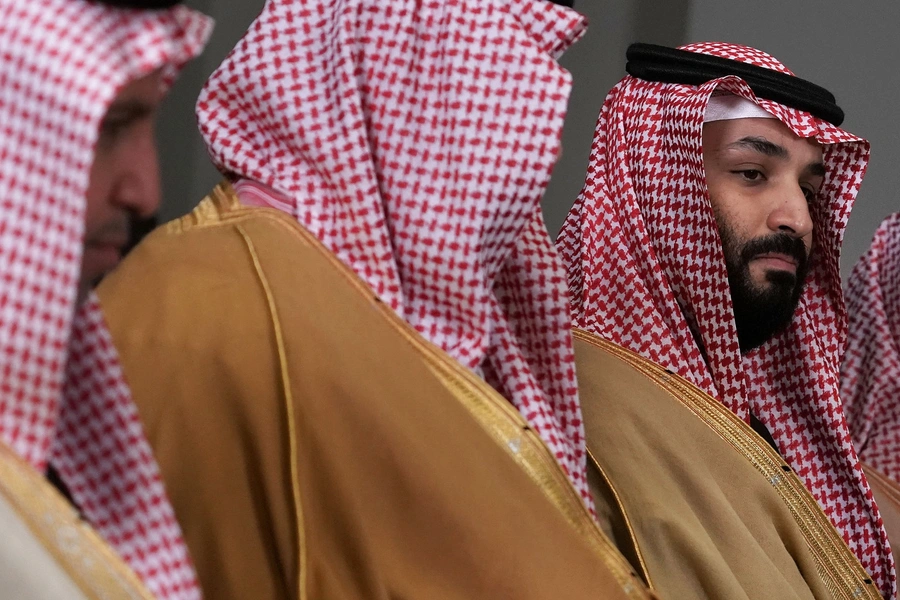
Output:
[557, 42, 896, 597]
[0, 1, 211, 597]
[842, 213, 900, 484]
[196, 0, 594, 506]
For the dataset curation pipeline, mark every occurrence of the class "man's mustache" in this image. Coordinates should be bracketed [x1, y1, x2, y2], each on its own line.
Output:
[85, 218, 130, 246]
[739, 233, 808, 270]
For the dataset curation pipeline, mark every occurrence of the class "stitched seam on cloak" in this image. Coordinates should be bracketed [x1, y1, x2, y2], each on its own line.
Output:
[237, 225, 308, 600]
[587, 447, 655, 590]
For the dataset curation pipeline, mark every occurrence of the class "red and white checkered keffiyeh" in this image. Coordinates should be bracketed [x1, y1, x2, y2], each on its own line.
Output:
[842, 213, 900, 485]
[195, 0, 594, 506]
[0, 0, 211, 597]
[557, 42, 896, 596]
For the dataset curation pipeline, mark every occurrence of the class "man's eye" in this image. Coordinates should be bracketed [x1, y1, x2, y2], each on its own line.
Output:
[735, 169, 763, 181]
[802, 187, 817, 203]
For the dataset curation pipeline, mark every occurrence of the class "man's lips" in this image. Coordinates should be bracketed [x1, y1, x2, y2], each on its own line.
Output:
[86, 240, 125, 254]
[752, 252, 799, 272]
[84, 237, 127, 272]
[86, 232, 128, 251]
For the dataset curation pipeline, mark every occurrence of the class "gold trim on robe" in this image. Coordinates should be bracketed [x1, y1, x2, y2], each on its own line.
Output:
[0, 442, 153, 599]
[574, 329, 881, 600]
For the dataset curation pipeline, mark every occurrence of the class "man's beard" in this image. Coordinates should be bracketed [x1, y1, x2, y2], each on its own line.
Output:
[718, 224, 810, 353]
[84, 214, 155, 295]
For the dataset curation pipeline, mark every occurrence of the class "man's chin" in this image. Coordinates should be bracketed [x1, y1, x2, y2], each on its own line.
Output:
[749, 265, 795, 287]
[732, 271, 805, 352]
[741, 272, 796, 302]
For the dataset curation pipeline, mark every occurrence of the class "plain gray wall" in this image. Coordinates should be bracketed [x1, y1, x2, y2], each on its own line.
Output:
[685, 0, 900, 276]
[156, 0, 266, 222]
[158, 1, 897, 277]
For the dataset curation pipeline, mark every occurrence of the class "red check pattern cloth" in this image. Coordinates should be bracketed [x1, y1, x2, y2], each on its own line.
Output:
[196, 0, 594, 506]
[842, 213, 900, 485]
[0, 0, 211, 597]
[557, 42, 896, 596]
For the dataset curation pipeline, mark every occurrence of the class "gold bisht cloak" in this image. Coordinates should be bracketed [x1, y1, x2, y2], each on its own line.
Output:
[865, 465, 900, 553]
[97, 183, 653, 600]
[575, 330, 884, 600]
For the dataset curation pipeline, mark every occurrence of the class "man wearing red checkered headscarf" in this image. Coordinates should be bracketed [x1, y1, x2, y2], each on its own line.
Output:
[558, 42, 896, 599]
[93, 0, 654, 599]
[841, 213, 900, 541]
[0, 0, 210, 597]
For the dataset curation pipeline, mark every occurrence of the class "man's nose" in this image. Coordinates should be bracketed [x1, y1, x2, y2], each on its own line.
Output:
[114, 136, 161, 218]
[766, 184, 813, 240]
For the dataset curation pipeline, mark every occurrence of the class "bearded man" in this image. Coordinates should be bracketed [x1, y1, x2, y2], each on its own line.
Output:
[559, 42, 895, 599]
[0, 0, 210, 597]
[92, 1, 653, 599]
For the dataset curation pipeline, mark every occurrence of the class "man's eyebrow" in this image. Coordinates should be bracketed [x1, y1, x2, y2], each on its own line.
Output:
[806, 162, 827, 178]
[727, 135, 827, 179]
[726, 136, 788, 159]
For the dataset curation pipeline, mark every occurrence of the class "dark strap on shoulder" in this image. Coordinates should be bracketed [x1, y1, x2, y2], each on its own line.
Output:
[625, 42, 844, 126]
[749, 412, 782, 456]
[46, 463, 82, 515]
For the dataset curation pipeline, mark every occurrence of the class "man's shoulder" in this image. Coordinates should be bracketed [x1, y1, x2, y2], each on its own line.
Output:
[106, 181, 325, 302]
[97, 181, 321, 349]
[164, 180, 245, 235]
[156, 180, 307, 246]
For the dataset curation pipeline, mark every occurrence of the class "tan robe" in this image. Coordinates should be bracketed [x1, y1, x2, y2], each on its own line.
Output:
[575, 329, 882, 600]
[863, 464, 900, 557]
[0, 442, 154, 599]
[97, 182, 653, 600]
